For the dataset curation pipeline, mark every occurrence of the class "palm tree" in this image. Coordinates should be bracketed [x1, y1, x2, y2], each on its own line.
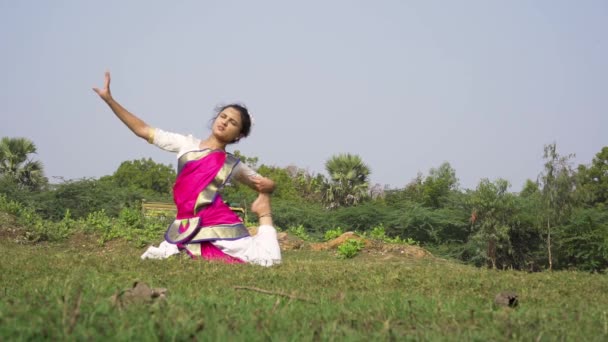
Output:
[324, 153, 371, 208]
[0, 137, 47, 190]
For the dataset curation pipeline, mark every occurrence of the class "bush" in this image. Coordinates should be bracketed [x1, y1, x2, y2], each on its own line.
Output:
[324, 227, 344, 241]
[85, 207, 167, 247]
[0, 194, 167, 247]
[337, 239, 365, 259]
[287, 224, 312, 241]
[557, 207, 608, 272]
[332, 202, 389, 232]
[385, 202, 468, 245]
[0, 194, 73, 242]
[359, 224, 418, 245]
[273, 200, 333, 235]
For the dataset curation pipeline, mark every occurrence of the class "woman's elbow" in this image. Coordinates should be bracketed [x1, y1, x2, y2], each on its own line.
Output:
[135, 125, 153, 141]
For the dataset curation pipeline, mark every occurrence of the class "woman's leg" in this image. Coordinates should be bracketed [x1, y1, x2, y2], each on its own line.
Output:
[249, 192, 281, 265]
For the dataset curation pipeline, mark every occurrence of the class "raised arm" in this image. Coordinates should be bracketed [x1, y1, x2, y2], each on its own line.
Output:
[93, 71, 152, 141]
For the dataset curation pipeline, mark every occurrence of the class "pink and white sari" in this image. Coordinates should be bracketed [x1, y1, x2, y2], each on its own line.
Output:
[164, 149, 249, 263]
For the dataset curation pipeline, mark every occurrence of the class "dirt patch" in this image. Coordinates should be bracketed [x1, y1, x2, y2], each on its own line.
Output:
[318, 232, 433, 258]
[63, 232, 138, 257]
[276, 231, 433, 259]
[361, 240, 433, 259]
[67, 231, 101, 248]
[308, 232, 373, 251]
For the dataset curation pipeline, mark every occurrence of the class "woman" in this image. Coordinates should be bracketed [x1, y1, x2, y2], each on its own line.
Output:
[93, 72, 281, 266]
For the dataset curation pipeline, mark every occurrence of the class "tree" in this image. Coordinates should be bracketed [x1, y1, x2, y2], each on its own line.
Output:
[506, 181, 546, 270]
[520, 179, 540, 198]
[223, 154, 323, 211]
[110, 158, 176, 195]
[421, 162, 459, 208]
[538, 143, 576, 271]
[557, 207, 608, 271]
[324, 153, 371, 208]
[39, 178, 148, 219]
[224, 152, 306, 205]
[257, 165, 301, 201]
[232, 150, 259, 170]
[384, 173, 424, 206]
[0, 137, 47, 190]
[576, 146, 608, 206]
[286, 165, 327, 203]
[469, 178, 516, 269]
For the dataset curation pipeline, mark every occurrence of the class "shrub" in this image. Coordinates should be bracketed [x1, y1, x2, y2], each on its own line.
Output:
[337, 239, 365, 259]
[273, 200, 334, 234]
[557, 207, 608, 272]
[332, 202, 389, 232]
[385, 202, 468, 245]
[0, 194, 71, 242]
[324, 227, 344, 241]
[360, 224, 418, 245]
[287, 224, 312, 241]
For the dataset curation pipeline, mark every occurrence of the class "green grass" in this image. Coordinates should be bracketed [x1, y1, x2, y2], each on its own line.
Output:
[1, 236, 607, 341]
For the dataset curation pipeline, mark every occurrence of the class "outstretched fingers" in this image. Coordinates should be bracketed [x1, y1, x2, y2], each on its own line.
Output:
[104, 70, 111, 87]
[93, 71, 112, 100]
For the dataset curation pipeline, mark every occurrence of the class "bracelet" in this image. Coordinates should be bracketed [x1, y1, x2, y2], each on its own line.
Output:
[147, 128, 156, 144]
[258, 212, 272, 218]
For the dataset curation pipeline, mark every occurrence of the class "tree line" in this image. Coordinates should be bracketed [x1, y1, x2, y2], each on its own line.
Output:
[1, 136, 607, 272]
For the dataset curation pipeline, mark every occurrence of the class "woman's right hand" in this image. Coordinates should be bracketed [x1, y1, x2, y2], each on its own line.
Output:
[92, 71, 113, 102]
[91, 72, 150, 140]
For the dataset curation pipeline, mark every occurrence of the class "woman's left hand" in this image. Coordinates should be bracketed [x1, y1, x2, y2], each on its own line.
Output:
[251, 176, 275, 193]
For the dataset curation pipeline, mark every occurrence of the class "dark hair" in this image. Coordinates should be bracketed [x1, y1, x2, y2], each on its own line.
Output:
[213, 103, 252, 142]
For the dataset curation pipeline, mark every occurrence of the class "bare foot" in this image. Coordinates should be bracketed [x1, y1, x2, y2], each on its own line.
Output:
[251, 193, 271, 215]
[251, 193, 273, 226]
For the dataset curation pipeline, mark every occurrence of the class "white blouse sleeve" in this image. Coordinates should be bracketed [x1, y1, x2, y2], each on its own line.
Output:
[150, 128, 200, 156]
[232, 162, 261, 188]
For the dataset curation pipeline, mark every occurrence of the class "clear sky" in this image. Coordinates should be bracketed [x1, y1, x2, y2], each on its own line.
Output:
[1, 0, 606, 190]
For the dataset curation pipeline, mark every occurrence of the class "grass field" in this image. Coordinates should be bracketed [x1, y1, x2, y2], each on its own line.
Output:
[1, 234, 607, 341]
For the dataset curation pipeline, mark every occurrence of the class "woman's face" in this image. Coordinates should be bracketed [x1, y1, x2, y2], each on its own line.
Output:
[212, 107, 243, 143]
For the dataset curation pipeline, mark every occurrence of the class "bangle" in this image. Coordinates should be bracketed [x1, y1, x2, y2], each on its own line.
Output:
[258, 212, 272, 218]
[147, 128, 156, 144]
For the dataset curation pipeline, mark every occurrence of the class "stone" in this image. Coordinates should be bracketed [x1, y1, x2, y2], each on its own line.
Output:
[494, 291, 518, 308]
[277, 232, 305, 250]
[111, 281, 167, 308]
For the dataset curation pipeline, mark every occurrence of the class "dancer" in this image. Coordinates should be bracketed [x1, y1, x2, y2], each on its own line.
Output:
[93, 72, 281, 266]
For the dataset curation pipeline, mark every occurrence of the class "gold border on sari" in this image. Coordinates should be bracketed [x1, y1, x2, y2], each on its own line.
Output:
[165, 217, 201, 244]
[183, 243, 202, 258]
[189, 223, 250, 242]
[177, 149, 215, 174]
[193, 153, 239, 214]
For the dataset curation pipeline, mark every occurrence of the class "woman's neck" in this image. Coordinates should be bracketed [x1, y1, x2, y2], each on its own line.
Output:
[200, 136, 227, 151]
